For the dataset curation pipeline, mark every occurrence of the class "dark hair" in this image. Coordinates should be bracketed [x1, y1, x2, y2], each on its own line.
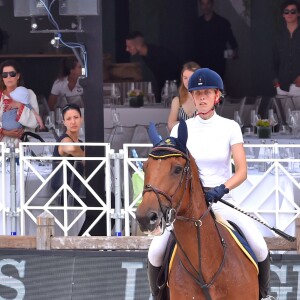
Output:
[62, 103, 81, 119]
[281, 0, 300, 12]
[179, 61, 200, 104]
[126, 31, 144, 40]
[0, 59, 24, 90]
[58, 57, 79, 79]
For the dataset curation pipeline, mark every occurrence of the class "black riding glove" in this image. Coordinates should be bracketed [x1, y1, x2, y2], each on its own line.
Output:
[205, 184, 229, 203]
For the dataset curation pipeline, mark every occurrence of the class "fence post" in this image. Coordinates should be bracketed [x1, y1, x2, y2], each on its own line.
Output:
[296, 217, 300, 254]
[111, 150, 124, 236]
[36, 212, 55, 250]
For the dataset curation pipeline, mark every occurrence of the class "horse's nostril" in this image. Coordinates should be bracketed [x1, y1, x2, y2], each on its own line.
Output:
[149, 212, 158, 225]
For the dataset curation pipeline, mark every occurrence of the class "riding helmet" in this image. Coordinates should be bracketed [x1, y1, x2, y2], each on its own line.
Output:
[188, 68, 224, 92]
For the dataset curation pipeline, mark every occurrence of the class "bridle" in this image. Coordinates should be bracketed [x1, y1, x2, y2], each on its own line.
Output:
[143, 147, 191, 221]
[143, 146, 227, 300]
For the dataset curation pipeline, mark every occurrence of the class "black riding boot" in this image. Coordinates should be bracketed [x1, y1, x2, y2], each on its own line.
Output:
[258, 254, 272, 299]
[147, 260, 161, 299]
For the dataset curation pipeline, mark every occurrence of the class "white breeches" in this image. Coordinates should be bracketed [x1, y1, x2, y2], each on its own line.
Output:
[148, 200, 268, 267]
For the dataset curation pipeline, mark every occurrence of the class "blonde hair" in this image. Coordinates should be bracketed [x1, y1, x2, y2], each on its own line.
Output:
[178, 61, 200, 105]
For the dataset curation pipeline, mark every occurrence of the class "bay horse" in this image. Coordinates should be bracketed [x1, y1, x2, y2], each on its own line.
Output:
[136, 120, 259, 299]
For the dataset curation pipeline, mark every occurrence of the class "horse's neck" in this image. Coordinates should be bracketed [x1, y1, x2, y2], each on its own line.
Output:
[179, 157, 210, 221]
[174, 158, 223, 261]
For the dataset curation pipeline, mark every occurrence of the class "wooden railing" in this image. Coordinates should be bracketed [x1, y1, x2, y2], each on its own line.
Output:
[0, 212, 299, 253]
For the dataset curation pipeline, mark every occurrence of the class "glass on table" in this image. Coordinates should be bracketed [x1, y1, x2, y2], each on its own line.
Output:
[268, 109, 278, 134]
[55, 108, 63, 125]
[250, 110, 260, 134]
[244, 142, 256, 170]
[234, 110, 243, 129]
[110, 83, 121, 105]
[287, 111, 300, 138]
[278, 124, 290, 135]
[44, 115, 54, 130]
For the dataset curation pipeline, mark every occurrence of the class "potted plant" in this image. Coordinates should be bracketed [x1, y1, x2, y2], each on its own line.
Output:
[256, 119, 271, 138]
[127, 89, 144, 107]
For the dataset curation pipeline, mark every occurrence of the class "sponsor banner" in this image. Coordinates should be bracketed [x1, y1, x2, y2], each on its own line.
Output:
[0, 250, 299, 299]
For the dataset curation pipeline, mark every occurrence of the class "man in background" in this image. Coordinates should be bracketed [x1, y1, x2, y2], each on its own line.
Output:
[193, 0, 238, 79]
[125, 31, 181, 102]
[273, 0, 300, 112]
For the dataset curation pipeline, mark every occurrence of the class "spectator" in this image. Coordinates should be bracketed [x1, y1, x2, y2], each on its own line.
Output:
[193, 0, 238, 79]
[2, 86, 44, 131]
[0, 59, 39, 145]
[167, 61, 200, 131]
[51, 103, 85, 234]
[48, 57, 83, 110]
[273, 0, 300, 111]
[125, 31, 181, 102]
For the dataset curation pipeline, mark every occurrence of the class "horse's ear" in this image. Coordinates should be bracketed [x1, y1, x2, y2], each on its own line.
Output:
[147, 122, 162, 146]
[177, 119, 188, 149]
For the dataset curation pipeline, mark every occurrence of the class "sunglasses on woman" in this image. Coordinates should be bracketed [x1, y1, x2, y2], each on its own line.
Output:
[1, 71, 17, 78]
[283, 9, 298, 15]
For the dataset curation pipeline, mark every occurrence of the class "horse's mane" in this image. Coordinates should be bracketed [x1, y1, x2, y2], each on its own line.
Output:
[187, 151, 208, 212]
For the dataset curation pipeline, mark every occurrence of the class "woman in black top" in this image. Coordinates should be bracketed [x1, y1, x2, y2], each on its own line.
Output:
[51, 103, 84, 191]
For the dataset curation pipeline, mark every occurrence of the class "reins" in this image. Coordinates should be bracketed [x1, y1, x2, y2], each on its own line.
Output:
[143, 146, 228, 300]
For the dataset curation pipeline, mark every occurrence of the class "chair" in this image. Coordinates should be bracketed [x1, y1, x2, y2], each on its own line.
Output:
[269, 97, 285, 125]
[110, 125, 136, 152]
[219, 96, 246, 120]
[37, 94, 51, 121]
[156, 123, 169, 139]
[131, 125, 151, 158]
[242, 96, 262, 126]
[21, 131, 45, 143]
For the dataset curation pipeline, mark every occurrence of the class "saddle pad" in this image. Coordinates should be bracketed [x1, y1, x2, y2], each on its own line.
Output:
[218, 221, 258, 273]
[168, 223, 259, 277]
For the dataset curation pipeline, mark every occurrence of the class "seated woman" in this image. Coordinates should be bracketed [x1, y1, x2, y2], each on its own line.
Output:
[48, 57, 84, 110]
[167, 61, 200, 131]
[51, 103, 85, 201]
[2, 86, 44, 131]
[0, 59, 39, 145]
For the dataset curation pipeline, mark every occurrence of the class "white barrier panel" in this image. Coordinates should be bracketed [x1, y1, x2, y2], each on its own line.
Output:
[1, 142, 300, 237]
[1, 142, 111, 236]
[122, 143, 300, 238]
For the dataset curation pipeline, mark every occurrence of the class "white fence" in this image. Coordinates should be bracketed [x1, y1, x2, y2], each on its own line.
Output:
[1, 142, 300, 237]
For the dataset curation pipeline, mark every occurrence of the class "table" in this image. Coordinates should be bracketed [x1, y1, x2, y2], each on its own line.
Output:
[104, 106, 170, 127]
[243, 133, 295, 143]
[103, 81, 154, 105]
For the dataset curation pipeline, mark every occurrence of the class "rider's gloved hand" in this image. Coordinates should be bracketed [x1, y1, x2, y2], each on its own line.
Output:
[205, 184, 229, 203]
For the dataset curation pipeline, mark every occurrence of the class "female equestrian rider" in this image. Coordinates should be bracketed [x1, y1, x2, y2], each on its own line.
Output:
[147, 68, 275, 300]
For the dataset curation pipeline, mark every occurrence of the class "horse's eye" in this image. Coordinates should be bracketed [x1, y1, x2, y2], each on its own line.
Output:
[174, 165, 183, 174]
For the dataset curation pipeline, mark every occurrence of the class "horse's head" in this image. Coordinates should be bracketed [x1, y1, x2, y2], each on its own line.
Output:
[136, 120, 193, 235]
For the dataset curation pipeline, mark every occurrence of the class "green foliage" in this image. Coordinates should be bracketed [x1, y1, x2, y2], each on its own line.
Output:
[256, 119, 270, 127]
[127, 89, 144, 97]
